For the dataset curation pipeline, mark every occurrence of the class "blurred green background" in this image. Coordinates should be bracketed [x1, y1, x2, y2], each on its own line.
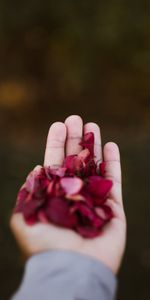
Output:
[0, 1, 150, 299]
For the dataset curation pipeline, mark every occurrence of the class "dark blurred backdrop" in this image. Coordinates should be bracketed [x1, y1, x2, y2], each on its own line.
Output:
[0, 1, 150, 299]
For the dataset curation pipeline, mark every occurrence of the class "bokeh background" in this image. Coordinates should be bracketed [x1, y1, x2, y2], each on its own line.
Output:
[0, 1, 150, 299]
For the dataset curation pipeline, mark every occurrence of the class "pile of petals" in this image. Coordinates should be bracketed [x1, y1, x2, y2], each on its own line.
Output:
[14, 133, 113, 238]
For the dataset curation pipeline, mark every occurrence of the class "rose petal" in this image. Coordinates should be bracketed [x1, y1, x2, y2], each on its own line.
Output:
[78, 149, 90, 163]
[23, 200, 40, 219]
[14, 134, 113, 238]
[17, 186, 28, 201]
[38, 210, 49, 223]
[80, 132, 94, 157]
[50, 167, 67, 177]
[88, 176, 113, 199]
[47, 181, 55, 195]
[55, 181, 65, 197]
[73, 202, 104, 228]
[60, 177, 83, 195]
[93, 215, 105, 228]
[63, 155, 77, 173]
[76, 226, 100, 238]
[63, 154, 85, 175]
[84, 159, 97, 176]
[46, 197, 77, 228]
[25, 214, 38, 225]
[26, 167, 43, 192]
[73, 202, 95, 221]
[99, 162, 106, 176]
[93, 197, 106, 206]
[95, 205, 113, 221]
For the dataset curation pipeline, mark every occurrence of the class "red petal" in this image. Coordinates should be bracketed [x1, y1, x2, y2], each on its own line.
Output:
[14, 202, 25, 213]
[55, 181, 65, 197]
[23, 200, 39, 219]
[23, 193, 45, 219]
[14, 187, 29, 212]
[73, 202, 95, 221]
[80, 132, 94, 157]
[77, 226, 100, 238]
[60, 177, 83, 195]
[93, 215, 104, 228]
[93, 197, 106, 206]
[99, 162, 106, 176]
[17, 186, 28, 202]
[63, 155, 77, 173]
[25, 214, 38, 225]
[88, 176, 113, 199]
[46, 197, 77, 228]
[73, 202, 104, 228]
[84, 159, 97, 176]
[63, 155, 84, 175]
[38, 210, 49, 223]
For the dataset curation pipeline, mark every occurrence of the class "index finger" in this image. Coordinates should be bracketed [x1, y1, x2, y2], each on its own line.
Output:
[44, 122, 67, 168]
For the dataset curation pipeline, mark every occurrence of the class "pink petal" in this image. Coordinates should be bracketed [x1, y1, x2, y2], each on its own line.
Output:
[78, 149, 90, 163]
[50, 167, 67, 177]
[60, 177, 83, 195]
[95, 205, 113, 221]
[26, 167, 43, 192]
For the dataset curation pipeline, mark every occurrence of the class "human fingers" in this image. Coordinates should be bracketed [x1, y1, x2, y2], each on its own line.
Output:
[103, 142, 123, 206]
[65, 115, 83, 155]
[44, 122, 67, 168]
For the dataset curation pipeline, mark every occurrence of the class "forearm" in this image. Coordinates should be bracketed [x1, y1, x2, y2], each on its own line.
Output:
[11, 250, 117, 300]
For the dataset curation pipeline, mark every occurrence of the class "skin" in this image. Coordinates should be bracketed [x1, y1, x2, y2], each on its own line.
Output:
[10, 115, 126, 274]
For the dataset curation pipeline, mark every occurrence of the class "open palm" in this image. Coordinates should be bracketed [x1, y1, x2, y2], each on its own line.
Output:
[10, 115, 126, 274]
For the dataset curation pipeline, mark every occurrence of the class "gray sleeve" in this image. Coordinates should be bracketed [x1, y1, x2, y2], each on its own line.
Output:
[11, 250, 117, 300]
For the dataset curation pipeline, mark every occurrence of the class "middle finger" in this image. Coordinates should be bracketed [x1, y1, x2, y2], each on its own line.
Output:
[65, 115, 83, 155]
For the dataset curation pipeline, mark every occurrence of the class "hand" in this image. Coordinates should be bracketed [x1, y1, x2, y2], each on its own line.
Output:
[10, 115, 126, 274]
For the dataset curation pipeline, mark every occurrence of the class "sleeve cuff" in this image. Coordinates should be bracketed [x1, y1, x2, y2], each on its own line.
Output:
[12, 250, 117, 300]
